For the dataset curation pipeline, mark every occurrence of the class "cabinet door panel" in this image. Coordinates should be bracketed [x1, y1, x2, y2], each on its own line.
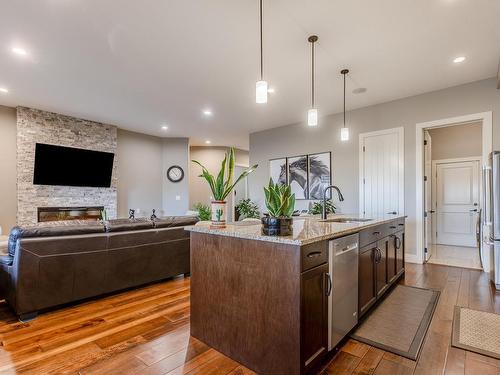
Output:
[301, 263, 328, 372]
[387, 235, 397, 283]
[375, 239, 388, 297]
[358, 245, 376, 317]
[396, 231, 405, 274]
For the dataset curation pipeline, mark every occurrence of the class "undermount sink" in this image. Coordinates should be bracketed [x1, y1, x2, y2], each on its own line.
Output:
[319, 217, 373, 223]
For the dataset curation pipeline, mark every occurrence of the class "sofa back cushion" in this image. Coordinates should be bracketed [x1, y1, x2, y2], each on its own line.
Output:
[153, 216, 199, 228]
[8, 221, 105, 257]
[104, 218, 154, 232]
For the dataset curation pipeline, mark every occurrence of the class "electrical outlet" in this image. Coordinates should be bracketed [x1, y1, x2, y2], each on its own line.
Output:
[175, 195, 181, 201]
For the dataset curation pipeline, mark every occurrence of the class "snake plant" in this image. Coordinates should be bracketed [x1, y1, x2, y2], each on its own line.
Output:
[264, 178, 296, 218]
[192, 148, 258, 201]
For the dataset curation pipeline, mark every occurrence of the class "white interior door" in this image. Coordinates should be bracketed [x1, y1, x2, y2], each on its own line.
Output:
[360, 127, 404, 218]
[435, 160, 480, 247]
[424, 131, 433, 261]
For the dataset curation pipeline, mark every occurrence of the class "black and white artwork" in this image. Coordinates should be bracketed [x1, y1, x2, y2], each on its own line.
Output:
[288, 155, 309, 199]
[308, 152, 331, 199]
[269, 158, 287, 185]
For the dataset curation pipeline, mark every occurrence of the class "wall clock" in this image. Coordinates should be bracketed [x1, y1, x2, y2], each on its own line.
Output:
[167, 165, 184, 183]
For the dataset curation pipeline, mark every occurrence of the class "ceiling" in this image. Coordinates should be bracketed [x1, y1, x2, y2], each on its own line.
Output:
[0, 0, 499, 150]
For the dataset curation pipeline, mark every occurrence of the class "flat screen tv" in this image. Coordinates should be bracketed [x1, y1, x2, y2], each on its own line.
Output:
[33, 143, 115, 188]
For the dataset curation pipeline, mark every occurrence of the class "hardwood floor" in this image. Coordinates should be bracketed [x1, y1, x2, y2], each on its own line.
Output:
[0, 263, 498, 374]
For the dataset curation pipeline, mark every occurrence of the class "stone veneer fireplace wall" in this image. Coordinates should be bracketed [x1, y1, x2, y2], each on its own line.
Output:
[17, 107, 118, 226]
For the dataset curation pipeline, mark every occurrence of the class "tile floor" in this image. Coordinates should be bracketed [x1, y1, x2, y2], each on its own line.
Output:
[427, 244, 482, 269]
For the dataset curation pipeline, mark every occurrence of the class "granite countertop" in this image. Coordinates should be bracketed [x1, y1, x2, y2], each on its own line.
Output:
[186, 214, 406, 245]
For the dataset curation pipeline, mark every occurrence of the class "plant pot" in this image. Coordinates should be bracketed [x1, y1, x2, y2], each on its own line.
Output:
[211, 201, 227, 228]
[261, 216, 293, 236]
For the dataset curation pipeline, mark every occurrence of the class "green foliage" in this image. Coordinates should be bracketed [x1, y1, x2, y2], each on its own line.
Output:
[193, 202, 211, 221]
[192, 148, 258, 201]
[236, 198, 260, 220]
[100, 209, 108, 221]
[309, 199, 337, 215]
[263, 179, 296, 218]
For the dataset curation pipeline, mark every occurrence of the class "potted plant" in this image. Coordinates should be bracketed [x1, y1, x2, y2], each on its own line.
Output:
[193, 202, 211, 221]
[192, 148, 258, 228]
[309, 199, 336, 215]
[235, 198, 260, 221]
[262, 179, 295, 236]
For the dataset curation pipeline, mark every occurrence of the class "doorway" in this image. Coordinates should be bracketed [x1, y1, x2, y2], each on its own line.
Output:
[417, 114, 492, 270]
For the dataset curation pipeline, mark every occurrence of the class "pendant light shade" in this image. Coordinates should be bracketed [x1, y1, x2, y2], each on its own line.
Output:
[256, 0, 268, 104]
[307, 35, 318, 126]
[308, 108, 318, 126]
[341, 69, 350, 141]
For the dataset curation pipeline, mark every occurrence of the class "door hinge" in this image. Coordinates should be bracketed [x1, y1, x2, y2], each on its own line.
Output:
[363, 146, 366, 152]
[424, 247, 428, 253]
[363, 178, 365, 185]
[424, 140, 428, 146]
[424, 176, 427, 181]
[424, 211, 427, 218]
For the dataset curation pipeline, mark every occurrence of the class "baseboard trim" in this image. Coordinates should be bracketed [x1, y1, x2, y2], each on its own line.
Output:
[405, 254, 422, 264]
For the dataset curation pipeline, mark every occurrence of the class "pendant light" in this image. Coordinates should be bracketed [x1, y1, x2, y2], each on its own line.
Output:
[340, 69, 350, 141]
[307, 35, 318, 126]
[255, 0, 268, 104]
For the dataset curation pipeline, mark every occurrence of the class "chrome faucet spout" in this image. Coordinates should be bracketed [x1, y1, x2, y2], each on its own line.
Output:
[322, 185, 344, 219]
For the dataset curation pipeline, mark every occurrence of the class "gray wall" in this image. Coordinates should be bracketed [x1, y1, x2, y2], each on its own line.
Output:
[428, 122, 482, 160]
[162, 138, 190, 215]
[189, 146, 249, 208]
[249, 78, 500, 257]
[0, 105, 17, 234]
[117, 129, 163, 218]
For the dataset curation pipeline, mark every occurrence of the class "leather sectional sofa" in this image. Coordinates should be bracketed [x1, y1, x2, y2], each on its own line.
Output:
[0, 216, 198, 321]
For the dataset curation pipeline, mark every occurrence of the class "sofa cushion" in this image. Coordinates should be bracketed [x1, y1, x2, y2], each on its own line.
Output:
[153, 216, 199, 229]
[8, 221, 105, 257]
[104, 218, 154, 232]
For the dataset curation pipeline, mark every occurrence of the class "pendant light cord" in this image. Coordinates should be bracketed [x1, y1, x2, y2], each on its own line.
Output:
[311, 40, 315, 107]
[343, 72, 346, 128]
[259, 0, 263, 80]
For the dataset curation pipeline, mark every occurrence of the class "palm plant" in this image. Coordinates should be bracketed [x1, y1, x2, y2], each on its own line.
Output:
[264, 179, 296, 218]
[309, 199, 336, 215]
[192, 148, 258, 202]
[193, 202, 211, 221]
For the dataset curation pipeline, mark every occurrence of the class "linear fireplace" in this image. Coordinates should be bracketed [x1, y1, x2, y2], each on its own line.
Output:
[37, 207, 104, 222]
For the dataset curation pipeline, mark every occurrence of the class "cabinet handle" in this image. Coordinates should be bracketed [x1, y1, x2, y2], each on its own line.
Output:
[398, 223, 404, 226]
[373, 231, 381, 235]
[395, 237, 401, 250]
[390, 226, 396, 229]
[307, 251, 322, 258]
[374, 247, 381, 263]
[325, 273, 332, 296]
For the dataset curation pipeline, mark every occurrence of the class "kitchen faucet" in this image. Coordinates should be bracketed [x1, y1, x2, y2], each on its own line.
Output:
[322, 185, 344, 219]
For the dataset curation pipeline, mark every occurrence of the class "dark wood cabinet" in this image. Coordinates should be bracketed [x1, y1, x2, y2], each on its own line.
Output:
[387, 235, 397, 283]
[375, 240, 388, 297]
[358, 244, 376, 316]
[395, 231, 405, 275]
[301, 263, 328, 373]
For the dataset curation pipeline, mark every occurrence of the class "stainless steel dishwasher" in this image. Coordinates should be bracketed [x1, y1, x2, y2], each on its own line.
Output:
[328, 233, 359, 351]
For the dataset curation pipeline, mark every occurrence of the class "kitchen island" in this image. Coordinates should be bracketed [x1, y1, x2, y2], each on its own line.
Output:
[186, 215, 406, 375]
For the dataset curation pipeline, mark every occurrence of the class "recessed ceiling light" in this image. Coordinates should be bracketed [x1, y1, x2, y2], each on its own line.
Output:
[453, 56, 466, 63]
[0, 87, 8, 93]
[202, 109, 213, 116]
[12, 47, 28, 56]
[161, 125, 168, 131]
[205, 140, 211, 144]
[267, 87, 275, 94]
[352, 87, 367, 94]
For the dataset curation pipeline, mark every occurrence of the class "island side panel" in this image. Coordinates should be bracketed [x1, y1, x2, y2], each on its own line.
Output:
[190, 232, 302, 375]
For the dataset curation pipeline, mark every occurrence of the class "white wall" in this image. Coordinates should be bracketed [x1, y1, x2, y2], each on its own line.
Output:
[117, 129, 163, 218]
[249, 78, 500, 258]
[0, 105, 17, 233]
[428, 122, 482, 160]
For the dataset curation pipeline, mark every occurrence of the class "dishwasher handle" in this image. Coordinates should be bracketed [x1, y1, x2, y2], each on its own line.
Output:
[334, 242, 359, 256]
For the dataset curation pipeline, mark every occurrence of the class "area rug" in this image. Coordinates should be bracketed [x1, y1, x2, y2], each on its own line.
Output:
[452, 306, 500, 360]
[351, 285, 440, 360]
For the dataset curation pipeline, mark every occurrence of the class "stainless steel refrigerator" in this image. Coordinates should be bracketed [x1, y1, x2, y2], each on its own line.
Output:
[486, 151, 500, 290]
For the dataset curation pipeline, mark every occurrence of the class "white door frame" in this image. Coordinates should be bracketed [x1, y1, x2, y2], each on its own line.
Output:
[431, 156, 482, 246]
[415, 111, 493, 268]
[359, 127, 405, 216]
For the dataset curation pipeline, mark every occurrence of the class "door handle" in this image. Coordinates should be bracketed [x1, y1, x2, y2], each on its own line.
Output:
[469, 209, 478, 213]
[387, 211, 397, 215]
[429, 210, 436, 213]
[325, 273, 332, 296]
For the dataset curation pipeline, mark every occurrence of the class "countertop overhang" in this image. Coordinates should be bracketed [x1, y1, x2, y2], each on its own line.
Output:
[186, 214, 406, 245]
